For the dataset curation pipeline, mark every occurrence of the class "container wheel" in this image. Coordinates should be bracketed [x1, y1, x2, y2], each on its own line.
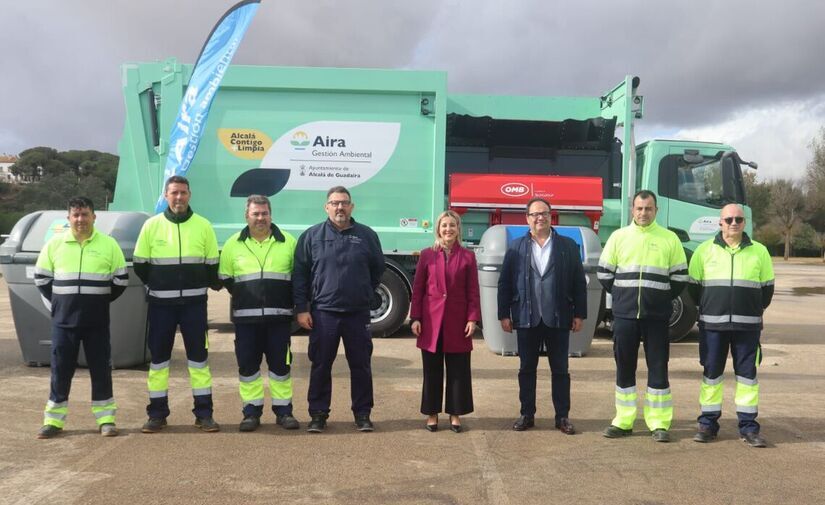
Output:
[369, 269, 410, 338]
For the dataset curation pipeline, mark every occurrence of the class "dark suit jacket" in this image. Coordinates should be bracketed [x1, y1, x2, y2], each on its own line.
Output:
[497, 229, 587, 329]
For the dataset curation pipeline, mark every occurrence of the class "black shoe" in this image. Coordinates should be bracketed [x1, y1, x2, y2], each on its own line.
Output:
[512, 415, 535, 431]
[450, 424, 463, 433]
[307, 413, 328, 433]
[355, 414, 374, 432]
[239, 415, 261, 432]
[195, 416, 220, 432]
[555, 418, 576, 435]
[602, 425, 633, 438]
[276, 414, 300, 430]
[425, 423, 438, 432]
[693, 426, 717, 443]
[141, 417, 167, 434]
[37, 425, 62, 439]
[652, 429, 671, 443]
[741, 432, 767, 448]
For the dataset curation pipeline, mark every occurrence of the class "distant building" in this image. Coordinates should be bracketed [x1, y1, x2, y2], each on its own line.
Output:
[0, 154, 20, 183]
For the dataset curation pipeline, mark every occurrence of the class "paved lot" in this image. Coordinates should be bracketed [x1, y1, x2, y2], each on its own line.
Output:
[1, 260, 824, 505]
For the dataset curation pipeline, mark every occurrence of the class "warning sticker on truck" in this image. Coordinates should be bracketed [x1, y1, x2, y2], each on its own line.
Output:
[263, 121, 400, 190]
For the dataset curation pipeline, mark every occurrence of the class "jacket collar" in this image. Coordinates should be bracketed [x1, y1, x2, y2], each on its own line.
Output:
[164, 206, 194, 224]
[713, 231, 753, 249]
[631, 220, 660, 233]
[238, 223, 285, 243]
[63, 228, 98, 244]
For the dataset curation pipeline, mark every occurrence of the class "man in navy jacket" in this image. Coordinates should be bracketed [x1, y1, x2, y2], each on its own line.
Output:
[294, 186, 385, 433]
[497, 197, 587, 434]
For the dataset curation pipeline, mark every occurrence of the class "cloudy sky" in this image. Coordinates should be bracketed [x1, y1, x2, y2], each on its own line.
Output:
[2, 0, 824, 181]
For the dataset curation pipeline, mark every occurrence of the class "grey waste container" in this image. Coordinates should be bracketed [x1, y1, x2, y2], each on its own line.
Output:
[476, 225, 603, 356]
[0, 210, 150, 367]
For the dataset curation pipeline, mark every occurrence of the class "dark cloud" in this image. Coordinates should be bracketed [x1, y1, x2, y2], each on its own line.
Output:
[2, 0, 824, 156]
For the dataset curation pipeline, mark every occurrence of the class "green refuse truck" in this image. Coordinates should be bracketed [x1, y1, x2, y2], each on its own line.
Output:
[111, 58, 755, 340]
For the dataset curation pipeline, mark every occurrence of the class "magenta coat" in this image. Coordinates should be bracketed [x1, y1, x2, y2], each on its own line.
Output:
[409, 245, 482, 354]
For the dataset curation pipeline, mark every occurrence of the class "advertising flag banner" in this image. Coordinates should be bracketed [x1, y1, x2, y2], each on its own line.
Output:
[155, 0, 261, 213]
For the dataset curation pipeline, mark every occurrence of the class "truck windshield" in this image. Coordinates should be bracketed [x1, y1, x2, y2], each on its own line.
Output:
[659, 154, 745, 207]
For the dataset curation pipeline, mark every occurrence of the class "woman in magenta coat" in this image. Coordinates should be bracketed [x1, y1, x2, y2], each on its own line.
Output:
[410, 210, 481, 432]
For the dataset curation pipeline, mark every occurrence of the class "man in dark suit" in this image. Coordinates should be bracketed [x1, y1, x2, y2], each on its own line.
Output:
[498, 197, 587, 434]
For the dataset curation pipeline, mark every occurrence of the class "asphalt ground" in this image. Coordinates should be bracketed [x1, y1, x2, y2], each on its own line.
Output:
[1, 260, 824, 505]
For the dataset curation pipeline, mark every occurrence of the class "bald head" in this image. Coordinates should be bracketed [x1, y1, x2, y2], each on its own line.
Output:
[720, 204, 745, 246]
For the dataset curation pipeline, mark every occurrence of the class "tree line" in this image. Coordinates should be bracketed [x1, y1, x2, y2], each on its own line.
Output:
[0, 147, 118, 235]
[746, 127, 825, 260]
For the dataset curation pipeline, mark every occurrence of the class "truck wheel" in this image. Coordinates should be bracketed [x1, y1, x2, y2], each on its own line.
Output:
[668, 291, 697, 342]
[369, 269, 410, 338]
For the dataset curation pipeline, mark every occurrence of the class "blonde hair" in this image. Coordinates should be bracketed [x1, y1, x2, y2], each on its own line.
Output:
[432, 210, 463, 251]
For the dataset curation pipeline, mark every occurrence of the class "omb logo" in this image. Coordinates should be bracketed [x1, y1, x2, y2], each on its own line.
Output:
[290, 131, 310, 150]
[500, 182, 530, 197]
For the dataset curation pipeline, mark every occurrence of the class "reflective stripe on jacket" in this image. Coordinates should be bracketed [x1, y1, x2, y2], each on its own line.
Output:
[133, 208, 219, 304]
[688, 232, 774, 331]
[598, 221, 688, 320]
[219, 224, 296, 323]
[34, 228, 128, 327]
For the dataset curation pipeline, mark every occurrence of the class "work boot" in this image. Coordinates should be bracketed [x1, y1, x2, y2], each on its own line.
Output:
[141, 417, 167, 433]
[307, 413, 328, 433]
[693, 426, 717, 443]
[741, 432, 767, 448]
[602, 425, 633, 438]
[652, 429, 671, 443]
[195, 416, 220, 432]
[354, 414, 374, 432]
[37, 425, 62, 439]
[239, 415, 261, 432]
[512, 415, 535, 431]
[276, 414, 300, 430]
[99, 423, 119, 437]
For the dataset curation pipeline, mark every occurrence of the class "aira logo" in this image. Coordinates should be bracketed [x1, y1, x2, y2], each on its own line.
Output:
[291, 131, 348, 150]
[290, 131, 310, 150]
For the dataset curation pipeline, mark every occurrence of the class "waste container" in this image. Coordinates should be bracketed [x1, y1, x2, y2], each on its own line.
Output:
[0, 210, 150, 367]
[476, 225, 603, 356]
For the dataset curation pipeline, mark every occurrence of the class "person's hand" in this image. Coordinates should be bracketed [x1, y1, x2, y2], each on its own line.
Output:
[411, 320, 421, 336]
[500, 318, 512, 332]
[297, 312, 313, 330]
[571, 317, 583, 332]
[464, 321, 477, 338]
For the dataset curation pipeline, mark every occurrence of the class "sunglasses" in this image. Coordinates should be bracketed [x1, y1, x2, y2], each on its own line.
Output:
[722, 217, 744, 224]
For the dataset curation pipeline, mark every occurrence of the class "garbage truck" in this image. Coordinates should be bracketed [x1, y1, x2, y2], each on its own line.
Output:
[111, 59, 755, 340]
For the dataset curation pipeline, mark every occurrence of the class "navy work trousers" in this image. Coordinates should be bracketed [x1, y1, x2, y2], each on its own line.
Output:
[698, 328, 761, 434]
[235, 320, 293, 417]
[49, 325, 113, 404]
[307, 309, 373, 416]
[146, 302, 212, 419]
[516, 322, 571, 420]
[613, 317, 670, 390]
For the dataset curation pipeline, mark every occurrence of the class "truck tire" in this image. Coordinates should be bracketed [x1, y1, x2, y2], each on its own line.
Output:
[369, 269, 410, 338]
[668, 291, 697, 342]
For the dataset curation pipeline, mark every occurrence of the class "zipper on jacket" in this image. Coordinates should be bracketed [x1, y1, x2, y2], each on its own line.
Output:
[177, 222, 183, 298]
[728, 248, 735, 325]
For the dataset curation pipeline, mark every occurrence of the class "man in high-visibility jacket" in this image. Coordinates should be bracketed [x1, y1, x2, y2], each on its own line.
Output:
[134, 175, 221, 433]
[219, 195, 300, 432]
[688, 203, 774, 448]
[598, 190, 688, 442]
[34, 196, 128, 439]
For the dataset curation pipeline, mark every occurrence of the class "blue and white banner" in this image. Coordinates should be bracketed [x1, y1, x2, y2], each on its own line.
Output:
[155, 0, 261, 213]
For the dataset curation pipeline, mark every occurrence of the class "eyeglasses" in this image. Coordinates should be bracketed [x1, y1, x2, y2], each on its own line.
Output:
[527, 211, 551, 219]
[327, 200, 352, 208]
[722, 216, 744, 224]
